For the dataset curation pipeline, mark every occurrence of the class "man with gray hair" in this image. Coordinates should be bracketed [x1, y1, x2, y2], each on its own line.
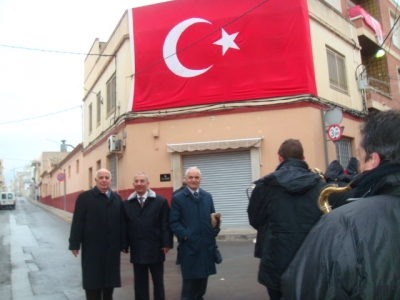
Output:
[122, 172, 173, 300]
[170, 167, 221, 300]
[282, 110, 400, 299]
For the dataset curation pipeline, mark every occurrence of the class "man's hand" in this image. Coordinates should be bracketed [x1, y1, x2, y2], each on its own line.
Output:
[162, 247, 171, 254]
[71, 250, 79, 257]
[122, 249, 129, 253]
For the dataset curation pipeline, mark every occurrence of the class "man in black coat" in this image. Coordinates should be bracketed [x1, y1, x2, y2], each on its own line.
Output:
[247, 139, 325, 300]
[122, 172, 173, 300]
[282, 110, 400, 299]
[69, 169, 123, 300]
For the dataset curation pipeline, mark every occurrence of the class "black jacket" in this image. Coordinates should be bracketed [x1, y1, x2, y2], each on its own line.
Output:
[122, 189, 173, 264]
[282, 162, 400, 299]
[247, 158, 325, 290]
[69, 186, 123, 290]
[324, 160, 350, 185]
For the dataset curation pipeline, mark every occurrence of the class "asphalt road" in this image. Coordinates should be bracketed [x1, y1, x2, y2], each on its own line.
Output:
[0, 197, 268, 300]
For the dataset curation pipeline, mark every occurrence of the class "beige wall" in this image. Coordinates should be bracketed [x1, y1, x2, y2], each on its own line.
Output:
[308, 0, 364, 111]
[80, 105, 362, 194]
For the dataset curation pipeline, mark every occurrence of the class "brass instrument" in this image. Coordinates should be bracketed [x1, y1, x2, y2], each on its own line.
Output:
[314, 168, 325, 180]
[318, 184, 352, 214]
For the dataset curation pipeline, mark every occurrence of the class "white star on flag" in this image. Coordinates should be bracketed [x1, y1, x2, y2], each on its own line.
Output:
[213, 29, 239, 55]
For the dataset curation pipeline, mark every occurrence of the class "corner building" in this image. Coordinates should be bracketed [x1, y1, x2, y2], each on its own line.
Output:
[45, 0, 400, 230]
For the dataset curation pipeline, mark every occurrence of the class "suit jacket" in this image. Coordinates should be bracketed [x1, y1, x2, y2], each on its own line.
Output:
[169, 187, 220, 279]
[122, 189, 173, 264]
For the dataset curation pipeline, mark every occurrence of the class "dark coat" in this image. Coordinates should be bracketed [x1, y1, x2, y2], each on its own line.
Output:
[248, 158, 325, 290]
[281, 164, 400, 299]
[169, 187, 220, 279]
[345, 157, 359, 180]
[324, 160, 350, 184]
[69, 186, 123, 290]
[122, 189, 173, 264]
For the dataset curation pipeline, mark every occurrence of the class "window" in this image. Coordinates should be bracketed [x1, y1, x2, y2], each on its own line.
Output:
[335, 137, 353, 168]
[89, 103, 93, 133]
[327, 47, 348, 93]
[88, 167, 93, 189]
[76, 160, 79, 174]
[107, 74, 116, 114]
[109, 155, 117, 189]
[68, 165, 71, 178]
[97, 92, 102, 125]
[96, 160, 101, 170]
[390, 11, 400, 49]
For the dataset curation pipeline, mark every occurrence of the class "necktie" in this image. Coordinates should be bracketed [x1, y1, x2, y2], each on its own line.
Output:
[139, 197, 144, 208]
[193, 192, 198, 200]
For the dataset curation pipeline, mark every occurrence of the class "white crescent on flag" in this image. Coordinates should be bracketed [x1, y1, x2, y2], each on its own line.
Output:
[163, 18, 213, 78]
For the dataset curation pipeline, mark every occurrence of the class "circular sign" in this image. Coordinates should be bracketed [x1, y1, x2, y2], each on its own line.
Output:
[327, 124, 343, 141]
[324, 108, 343, 125]
[57, 173, 65, 182]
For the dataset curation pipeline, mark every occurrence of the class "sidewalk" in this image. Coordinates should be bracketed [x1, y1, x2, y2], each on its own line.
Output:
[28, 198, 257, 241]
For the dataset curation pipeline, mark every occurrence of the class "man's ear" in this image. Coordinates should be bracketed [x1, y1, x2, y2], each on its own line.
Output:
[278, 155, 284, 163]
[369, 152, 381, 169]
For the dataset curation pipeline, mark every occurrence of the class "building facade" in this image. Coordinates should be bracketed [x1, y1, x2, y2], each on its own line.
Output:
[37, 0, 399, 229]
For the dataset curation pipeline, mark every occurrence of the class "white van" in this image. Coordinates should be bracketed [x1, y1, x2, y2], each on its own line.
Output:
[0, 192, 16, 210]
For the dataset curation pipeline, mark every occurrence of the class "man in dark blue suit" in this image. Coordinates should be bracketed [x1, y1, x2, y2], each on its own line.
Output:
[122, 172, 173, 300]
[169, 167, 220, 300]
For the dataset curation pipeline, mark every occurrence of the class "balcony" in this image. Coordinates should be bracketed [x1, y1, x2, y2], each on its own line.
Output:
[349, 5, 383, 56]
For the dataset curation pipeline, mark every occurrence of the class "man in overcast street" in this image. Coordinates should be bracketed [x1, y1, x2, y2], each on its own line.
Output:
[69, 169, 123, 300]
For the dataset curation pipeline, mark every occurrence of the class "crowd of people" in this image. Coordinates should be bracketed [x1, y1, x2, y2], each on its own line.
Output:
[68, 110, 400, 300]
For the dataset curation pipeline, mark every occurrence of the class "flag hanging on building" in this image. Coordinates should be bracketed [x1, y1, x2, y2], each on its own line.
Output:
[128, 0, 317, 111]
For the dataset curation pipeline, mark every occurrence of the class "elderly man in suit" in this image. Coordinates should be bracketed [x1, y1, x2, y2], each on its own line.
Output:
[69, 169, 123, 300]
[122, 172, 173, 300]
[169, 166, 220, 300]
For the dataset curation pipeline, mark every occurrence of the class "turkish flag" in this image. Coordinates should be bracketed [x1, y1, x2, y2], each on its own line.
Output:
[129, 0, 317, 111]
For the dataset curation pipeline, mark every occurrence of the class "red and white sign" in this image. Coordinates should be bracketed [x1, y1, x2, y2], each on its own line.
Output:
[128, 0, 317, 111]
[327, 124, 343, 141]
[57, 173, 65, 182]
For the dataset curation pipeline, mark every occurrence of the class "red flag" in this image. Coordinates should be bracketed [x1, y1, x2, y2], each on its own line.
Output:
[129, 0, 317, 111]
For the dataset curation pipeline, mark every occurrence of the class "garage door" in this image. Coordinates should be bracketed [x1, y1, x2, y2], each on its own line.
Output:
[183, 151, 252, 229]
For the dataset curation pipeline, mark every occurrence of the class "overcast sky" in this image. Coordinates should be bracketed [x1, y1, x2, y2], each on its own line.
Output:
[0, 0, 169, 185]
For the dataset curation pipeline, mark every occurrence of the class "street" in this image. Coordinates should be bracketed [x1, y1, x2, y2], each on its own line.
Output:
[0, 198, 267, 300]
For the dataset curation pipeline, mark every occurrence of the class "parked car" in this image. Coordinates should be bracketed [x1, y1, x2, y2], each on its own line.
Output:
[0, 192, 16, 210]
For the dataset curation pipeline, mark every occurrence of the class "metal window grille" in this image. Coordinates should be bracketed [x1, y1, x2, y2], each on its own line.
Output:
[335, 137, 352, 168]
[109, 155, 117, 189]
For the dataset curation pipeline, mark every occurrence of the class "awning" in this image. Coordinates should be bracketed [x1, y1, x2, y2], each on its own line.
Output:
[167, 137, 263, 153]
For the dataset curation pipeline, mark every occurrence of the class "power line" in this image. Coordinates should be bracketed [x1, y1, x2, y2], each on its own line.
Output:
[0, 44, 115, 56]
[0, 106, 82, 124]
[0, 0, 270, 78]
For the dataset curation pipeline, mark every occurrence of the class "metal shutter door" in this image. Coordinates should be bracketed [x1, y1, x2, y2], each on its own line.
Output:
[183, 151, 252, 229]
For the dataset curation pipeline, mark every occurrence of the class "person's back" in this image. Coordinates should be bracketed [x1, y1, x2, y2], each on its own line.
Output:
[248, 139, 326, 300]
[281, 110, 400, 299]
[258, 158, 324, 290]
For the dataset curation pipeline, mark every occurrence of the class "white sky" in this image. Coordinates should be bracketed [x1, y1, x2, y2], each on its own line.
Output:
[0, 0, 168, 185]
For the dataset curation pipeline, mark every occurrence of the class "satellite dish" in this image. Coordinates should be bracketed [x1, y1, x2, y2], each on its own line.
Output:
[324, 108, 343, 125]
